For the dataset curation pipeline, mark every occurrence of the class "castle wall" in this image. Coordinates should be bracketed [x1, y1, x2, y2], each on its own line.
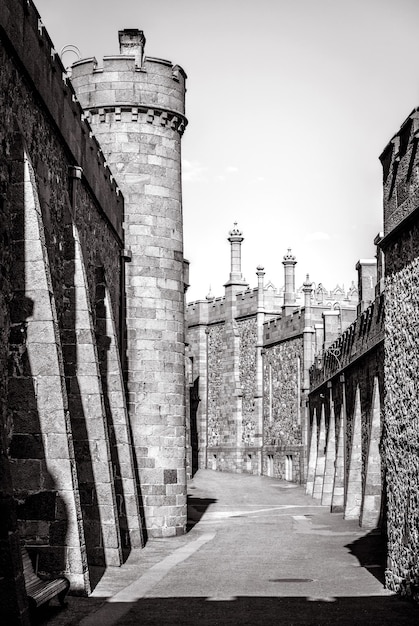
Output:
[204, 315, 261, 474]
[307, 297, 384, 528]
[0, 1, 146, 618]
[263, 336, 304, 482]
[186, 245, 359, 483]
[380, 109, 419, 598]
[71, 32, 188, 538]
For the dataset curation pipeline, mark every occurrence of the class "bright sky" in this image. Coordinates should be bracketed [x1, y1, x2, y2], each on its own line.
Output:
[35, 0, 419, 301]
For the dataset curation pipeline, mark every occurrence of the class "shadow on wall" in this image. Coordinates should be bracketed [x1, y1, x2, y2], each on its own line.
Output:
[63, 225, 106, 582]
[7, 134, 70, 595]
[189, 376, 200, 477]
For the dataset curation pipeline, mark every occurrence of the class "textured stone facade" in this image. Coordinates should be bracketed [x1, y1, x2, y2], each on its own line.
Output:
[207, 324, 225, 447]
[263, 337, 303, 447]
[263, 337, 303, 482]
[238, 318, 258, 445]
[380, 109, 419, 597]
[187, 232, 357, 481]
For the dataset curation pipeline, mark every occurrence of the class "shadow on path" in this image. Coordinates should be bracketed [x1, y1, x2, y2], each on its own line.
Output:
[187, 496, 217, 532]
[34, 593, 418, 626]
[346, 529, 387, 585]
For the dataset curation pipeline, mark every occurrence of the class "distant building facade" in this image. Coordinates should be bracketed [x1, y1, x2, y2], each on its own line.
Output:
[186, 226, 359, 482]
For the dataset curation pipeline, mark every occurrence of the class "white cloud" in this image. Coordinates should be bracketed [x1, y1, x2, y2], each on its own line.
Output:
[304, 231, 331, 242]
[225, 165, 239, 173]
[182, 159, 208, 182]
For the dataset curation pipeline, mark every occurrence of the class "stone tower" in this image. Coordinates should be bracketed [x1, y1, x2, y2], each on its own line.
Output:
[71, 30, 188, 537]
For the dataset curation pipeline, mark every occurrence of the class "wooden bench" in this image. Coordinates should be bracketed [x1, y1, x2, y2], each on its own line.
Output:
[21, 547, 70, 612]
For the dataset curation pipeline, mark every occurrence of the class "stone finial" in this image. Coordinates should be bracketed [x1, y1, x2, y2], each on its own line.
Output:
[282, 248, 297, 314]
[303, 274, 313, 292]
[206, 286, 214, 301]
[228, 222, 243, 242]
[282, 248, 297, 264]
[256, 265, 265, 276]
[225, 222, 247, 287]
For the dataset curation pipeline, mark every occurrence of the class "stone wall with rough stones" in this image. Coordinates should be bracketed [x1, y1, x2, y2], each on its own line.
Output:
[0, 80, 25, 622]
[238, 318, 258, 446]
[262, 336, 303, 481]
[383, 243, 419, 596]
[207, 324, 225, 448]
[263, 337, 303, 447]
[380, 109, 419, 600]
[380, 107, 419, 596]
[71, 30, 188, 539]
[203, 316, 261, 475]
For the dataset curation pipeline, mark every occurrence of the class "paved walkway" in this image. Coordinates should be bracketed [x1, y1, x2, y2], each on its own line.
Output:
[36, 470, 418, 625]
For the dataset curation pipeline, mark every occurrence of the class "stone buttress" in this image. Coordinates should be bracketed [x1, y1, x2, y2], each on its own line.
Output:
[71, 30, 188, 537]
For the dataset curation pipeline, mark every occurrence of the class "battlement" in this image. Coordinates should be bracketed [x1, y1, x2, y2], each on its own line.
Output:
[72, 54, 186, 82]
[310, 293, 384, 390]
[187, 283, 284, 327]
[263, 308, 305, 345]
[0, 0, 124, 239]
[187, 297, 226, 326]
[71, 31, 187, 123]
[234, 287, 259, 317]
[187, 277, 358, 331]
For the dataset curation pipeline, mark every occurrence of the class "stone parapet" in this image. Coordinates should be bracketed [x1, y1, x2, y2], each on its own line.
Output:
[310, 294, 384, 391]
[263, 310, 304, 346]
[187, 285, 283, 328]
[71, 54, 187, 120]
[380, 108, 419, 237]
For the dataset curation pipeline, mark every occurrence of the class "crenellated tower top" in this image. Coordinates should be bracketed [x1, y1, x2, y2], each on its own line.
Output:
[71, 29, 187, 134]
